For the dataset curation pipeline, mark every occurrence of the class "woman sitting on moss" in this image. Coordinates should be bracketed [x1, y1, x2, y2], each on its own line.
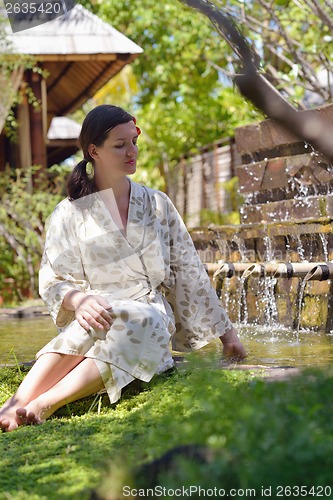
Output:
[0, 105, 246, 432]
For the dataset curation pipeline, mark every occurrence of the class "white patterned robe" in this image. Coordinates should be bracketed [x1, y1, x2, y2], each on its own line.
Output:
[38, 179, 233, 403]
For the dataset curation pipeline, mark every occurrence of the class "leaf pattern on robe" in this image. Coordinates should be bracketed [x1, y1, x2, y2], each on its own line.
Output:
[38, 180, 233, 403]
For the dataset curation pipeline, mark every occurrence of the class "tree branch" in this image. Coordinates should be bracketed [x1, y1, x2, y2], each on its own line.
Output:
[304, 0, 333, 31]
[178, 0, 333, 161]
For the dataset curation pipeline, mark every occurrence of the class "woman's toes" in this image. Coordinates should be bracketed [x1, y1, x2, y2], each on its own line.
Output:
[0, 418, 10, 431]
[26, 411, 42, 425]
[16, 408, 27, 423]
[0, 417, 18, 432]
[16, 408, 42, 426]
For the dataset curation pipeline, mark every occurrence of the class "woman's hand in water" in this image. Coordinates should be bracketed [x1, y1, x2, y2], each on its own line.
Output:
[220, 327, 247, 360]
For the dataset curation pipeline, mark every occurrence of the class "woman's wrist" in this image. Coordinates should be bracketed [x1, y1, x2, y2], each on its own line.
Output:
[63, 290, 87, 311]
[220, 327, 239, 345]
[220, 327, 247, 359]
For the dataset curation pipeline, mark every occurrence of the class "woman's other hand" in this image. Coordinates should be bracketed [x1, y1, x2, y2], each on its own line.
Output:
[220, 327, 247, 360]
[64, 291, 114, 332]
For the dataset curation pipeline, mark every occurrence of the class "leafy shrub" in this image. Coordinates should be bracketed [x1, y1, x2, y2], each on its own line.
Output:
[0, 164, 70, 303]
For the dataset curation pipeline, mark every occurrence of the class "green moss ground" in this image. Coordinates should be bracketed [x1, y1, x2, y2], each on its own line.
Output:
[1, 356, 333, 499]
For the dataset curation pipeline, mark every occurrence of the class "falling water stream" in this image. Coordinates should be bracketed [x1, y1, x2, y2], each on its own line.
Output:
[209, 228, 333, 368]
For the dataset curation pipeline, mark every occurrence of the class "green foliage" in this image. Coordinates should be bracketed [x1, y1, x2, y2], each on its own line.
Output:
[0, 13, 48, 141]
[199, 177, 243, 225]
[0, 165, 70, 303]
[2, 67, 48, 142]
[94, 65, 140, 110]
[212, 0, 333, 108]
[80, 0, 259, 189]
[222, 176, 244, 211]
[79, 0, 333, 193]
[200, 208, 240, 226]
[1, 360, 333, 499]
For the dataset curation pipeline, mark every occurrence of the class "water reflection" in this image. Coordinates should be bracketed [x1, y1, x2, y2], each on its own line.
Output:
[0, 316, 56, 364]
[237, 325, 333, 367]
[0, 317, 333, 367]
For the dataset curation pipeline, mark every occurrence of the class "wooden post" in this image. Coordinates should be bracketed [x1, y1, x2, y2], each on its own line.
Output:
[213, 142, 220, 212]
[17, 93, 32, 169]
[28, 70, 47, 171]
[182, 157, 187, 219]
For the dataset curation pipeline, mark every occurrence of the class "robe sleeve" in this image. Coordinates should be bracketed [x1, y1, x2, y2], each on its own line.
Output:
[162, 195, 233, 352]
[39, 200, 91, 328]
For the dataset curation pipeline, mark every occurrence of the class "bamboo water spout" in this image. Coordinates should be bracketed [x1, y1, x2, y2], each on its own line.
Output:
[207, 262, 333, 281]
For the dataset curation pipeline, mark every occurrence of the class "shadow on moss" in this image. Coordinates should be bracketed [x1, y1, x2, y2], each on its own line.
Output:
[2, 361, 333, 499]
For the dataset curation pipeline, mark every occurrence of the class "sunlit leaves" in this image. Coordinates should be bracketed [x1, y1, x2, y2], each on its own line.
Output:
[80, 0, 332, 189]
[80, 0, 258, 187]
[0, 166, 69, 302]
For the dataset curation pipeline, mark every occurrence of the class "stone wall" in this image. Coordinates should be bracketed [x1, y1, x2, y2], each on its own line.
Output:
[191, 103, 333, 331]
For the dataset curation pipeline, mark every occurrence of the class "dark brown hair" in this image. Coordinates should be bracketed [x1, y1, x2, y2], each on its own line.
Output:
[67, 105, 133, 200]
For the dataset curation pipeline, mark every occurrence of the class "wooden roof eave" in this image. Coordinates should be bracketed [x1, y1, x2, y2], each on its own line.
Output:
[47, 53, 139, 117]
[33, 53, 119, 62]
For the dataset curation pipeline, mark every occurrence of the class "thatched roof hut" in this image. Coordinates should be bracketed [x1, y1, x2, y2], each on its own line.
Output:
[0, 4, 142, 170]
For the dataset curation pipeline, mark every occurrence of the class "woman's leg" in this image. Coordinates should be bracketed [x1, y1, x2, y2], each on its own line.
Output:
[0, 352, 85, 432]
[19, 357, 104, 424]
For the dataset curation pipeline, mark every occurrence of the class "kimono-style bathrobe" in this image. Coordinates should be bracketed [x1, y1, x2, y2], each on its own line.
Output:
[38, 179, 233, 403]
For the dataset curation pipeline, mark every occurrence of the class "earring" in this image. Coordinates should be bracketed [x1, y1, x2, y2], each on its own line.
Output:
[86, 161, 94, 178]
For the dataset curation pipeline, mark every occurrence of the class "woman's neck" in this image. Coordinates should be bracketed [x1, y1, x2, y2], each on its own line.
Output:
[95, 175, 130, 202]
[97, 176, 131, 233]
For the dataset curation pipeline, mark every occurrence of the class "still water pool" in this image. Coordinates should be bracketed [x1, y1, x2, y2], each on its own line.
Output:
[237, 325, 333, 367]
[0, 316, 57, 365]
[0, 316, 333, 367]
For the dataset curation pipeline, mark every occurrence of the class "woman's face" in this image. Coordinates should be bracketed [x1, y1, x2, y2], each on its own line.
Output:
[90, 121, 139, 178]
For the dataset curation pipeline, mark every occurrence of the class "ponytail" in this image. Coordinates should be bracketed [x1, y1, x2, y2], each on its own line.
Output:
[67, 159, 96, 201]
[67, 105, 135, 201]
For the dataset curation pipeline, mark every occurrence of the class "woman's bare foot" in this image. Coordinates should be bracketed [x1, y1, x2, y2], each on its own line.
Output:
[0, 409, 42, 432]
[15, 408, 42, 426]
[21, 397, 54, 425]
[0, 396, 27, 432]
[0, 397, 44, 432]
